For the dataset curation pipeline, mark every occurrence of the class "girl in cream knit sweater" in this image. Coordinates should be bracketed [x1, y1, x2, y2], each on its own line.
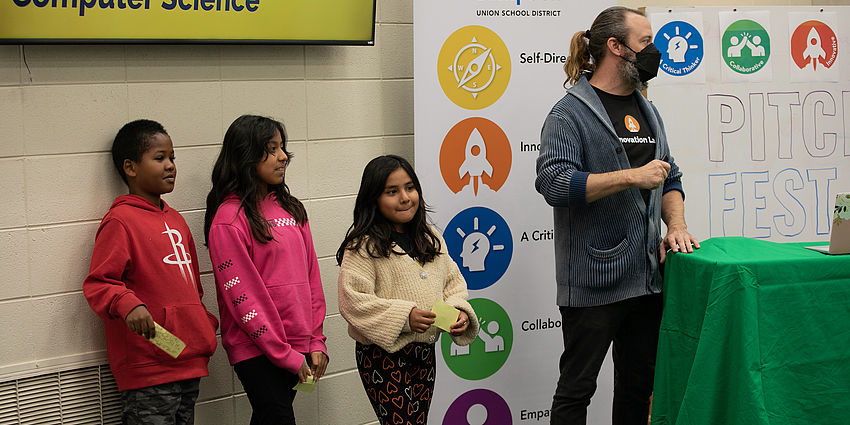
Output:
[337, 155, 479, 425]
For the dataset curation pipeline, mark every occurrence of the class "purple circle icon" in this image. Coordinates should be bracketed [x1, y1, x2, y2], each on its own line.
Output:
[443, 389, 512, 425]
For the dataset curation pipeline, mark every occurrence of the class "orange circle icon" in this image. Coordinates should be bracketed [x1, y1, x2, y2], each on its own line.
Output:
[439, 118, 512, 195]
[791, 20, 838, 70]
[624, 115, 640, 133]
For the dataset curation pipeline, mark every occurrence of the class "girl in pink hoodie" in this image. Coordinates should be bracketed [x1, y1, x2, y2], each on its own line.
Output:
[204, 115, 328, 425]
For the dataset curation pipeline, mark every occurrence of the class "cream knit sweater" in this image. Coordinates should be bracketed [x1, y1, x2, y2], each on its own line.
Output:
[338, 233, 479, 353]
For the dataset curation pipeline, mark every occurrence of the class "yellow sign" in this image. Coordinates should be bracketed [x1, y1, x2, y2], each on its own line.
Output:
[292, 374, 317, 393]
[431, 299, 460, 332]
[437, 25, 511, 110]
[149, 322, 186, 359]
[0, 0, 375, 44]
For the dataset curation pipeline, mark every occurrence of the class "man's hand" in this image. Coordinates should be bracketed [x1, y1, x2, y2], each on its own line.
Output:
[628, 159, 671, 190]
[125, 305, 155, 339]
[660, 224, 700, 263]
[409, 307, 436, 333]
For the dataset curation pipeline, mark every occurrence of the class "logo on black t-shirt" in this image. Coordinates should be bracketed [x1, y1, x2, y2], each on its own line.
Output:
[624, 115, 640, 133]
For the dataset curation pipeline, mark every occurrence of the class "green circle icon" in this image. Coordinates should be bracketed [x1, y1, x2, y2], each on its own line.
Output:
[440, 298, 512, 380]
[722, 19, 770, 74]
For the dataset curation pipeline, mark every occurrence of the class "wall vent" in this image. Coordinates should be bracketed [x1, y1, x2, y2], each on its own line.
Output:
[0, 365, 120, 425]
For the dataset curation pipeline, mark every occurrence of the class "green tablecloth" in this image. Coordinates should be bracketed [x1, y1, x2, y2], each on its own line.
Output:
[651, 237, 850, 425]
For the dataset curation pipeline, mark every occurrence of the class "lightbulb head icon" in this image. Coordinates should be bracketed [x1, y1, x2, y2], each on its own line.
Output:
[444, 207, 513, 290]
[667, 35, 689, 62]
[460, 231, 490, 272]
[655, 20, 704, 76]
[456, 216, 504, 273]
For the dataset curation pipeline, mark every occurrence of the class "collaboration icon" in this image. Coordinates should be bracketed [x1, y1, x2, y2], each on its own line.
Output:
[442, 388, 512, 425]
[655, 20, 703, 76]
[722, 19, 771, 74]
[444, 207, 513, 290]
[438, 25, 511, 110]
[790, 20, 837, 71]
[441, 298, 513, 381]
[440, 117, 512, 196]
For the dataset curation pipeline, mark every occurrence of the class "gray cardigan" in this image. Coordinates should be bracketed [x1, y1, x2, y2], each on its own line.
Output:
[535, 75, 684, 307]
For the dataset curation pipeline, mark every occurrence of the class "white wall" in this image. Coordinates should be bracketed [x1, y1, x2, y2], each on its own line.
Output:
[0, 0, 844, 424]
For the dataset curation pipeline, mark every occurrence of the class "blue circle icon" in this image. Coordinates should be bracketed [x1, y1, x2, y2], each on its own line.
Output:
[443, 207, 513, 290]
[654, 20, 704, 76]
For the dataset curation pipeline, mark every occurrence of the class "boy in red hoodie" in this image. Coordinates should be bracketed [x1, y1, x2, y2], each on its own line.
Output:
[83, 120, 219, 425]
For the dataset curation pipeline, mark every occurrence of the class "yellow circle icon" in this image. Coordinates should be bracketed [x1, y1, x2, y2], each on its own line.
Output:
[437, 25, 511, 110]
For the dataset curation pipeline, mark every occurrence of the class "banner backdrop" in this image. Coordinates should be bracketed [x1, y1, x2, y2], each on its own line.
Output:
[415, 1, 614, 423]
[0, 0, 374, 44]
[648, 6, 850, 243]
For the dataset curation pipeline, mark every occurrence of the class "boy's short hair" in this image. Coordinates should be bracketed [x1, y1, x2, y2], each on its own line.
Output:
[111, 120, 168, 184]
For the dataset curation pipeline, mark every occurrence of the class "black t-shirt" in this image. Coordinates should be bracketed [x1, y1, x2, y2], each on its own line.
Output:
[593, 86, 657, 203]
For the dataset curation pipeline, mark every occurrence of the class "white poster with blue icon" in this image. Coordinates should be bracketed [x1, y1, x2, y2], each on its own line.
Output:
[650, 12, 706, 84]
[415, 1, 615, 424]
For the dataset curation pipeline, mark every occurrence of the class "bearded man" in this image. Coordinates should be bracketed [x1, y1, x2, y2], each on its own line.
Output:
[535, 6, 700, 425]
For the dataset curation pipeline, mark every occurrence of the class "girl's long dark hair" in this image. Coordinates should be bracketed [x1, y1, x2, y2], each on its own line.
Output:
[204, 115, 307, 244]
[335, 155, 441, 265]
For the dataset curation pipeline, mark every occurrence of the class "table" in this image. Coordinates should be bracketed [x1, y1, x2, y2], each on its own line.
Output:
[651, 237, 850, 425]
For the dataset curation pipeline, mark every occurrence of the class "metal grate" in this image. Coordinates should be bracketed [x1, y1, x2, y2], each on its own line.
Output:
[0, 365, 121, 425]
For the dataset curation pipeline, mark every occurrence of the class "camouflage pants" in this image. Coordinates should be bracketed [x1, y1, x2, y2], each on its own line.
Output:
[121, 378, 201, 425]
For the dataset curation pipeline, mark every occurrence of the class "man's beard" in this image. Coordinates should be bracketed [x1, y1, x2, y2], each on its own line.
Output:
[617, 52, 647, 92]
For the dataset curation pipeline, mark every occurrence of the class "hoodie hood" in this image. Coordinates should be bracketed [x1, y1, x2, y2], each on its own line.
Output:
[110, 194, 171, 213]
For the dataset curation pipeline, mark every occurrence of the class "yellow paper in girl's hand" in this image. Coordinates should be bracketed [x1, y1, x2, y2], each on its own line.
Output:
[431, 299, 460, 332]
[293, 375, 317, 393]
[149, 322, 186, 359]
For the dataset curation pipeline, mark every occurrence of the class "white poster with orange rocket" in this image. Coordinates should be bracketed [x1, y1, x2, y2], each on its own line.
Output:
[788, 12, 840, 82]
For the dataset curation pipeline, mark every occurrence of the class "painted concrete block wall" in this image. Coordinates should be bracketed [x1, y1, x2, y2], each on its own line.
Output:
[1, 0, 842, 424]
[0, 0, 410, 423]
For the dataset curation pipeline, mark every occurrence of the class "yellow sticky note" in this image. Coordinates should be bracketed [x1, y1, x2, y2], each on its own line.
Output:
[293, 374, 317, 393]
[431, 299, 460, 332]
[148, 322, 186, 359]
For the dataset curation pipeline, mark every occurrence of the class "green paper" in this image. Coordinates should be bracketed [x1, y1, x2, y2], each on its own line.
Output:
[431, 299, 460, 332]
[292, 374, 317, 393]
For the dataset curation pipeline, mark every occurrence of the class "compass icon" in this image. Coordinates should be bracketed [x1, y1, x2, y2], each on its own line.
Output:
[448, 38, 503, 98]
[438, 25, 511, 110]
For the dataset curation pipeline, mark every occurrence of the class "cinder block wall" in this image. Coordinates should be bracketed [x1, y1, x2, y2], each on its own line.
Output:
[0, 0, 411, 423]
[0, 0, 841, 424]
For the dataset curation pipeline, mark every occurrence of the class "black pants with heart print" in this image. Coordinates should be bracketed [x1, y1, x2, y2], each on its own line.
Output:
[355, 342, 436, 425]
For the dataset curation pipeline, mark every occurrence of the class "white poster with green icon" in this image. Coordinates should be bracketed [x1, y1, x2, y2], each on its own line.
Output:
[720, 10, 773, 82]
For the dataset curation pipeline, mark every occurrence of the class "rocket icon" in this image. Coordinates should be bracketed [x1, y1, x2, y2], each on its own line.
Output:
[458, 128, 493, 195]
[802, 27, 826, 70]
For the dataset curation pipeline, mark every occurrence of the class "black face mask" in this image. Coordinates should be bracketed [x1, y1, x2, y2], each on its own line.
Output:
[620, 41, 662, 82]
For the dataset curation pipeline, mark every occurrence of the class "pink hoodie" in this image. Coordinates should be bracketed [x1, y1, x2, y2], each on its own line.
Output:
[208, 194, 327, 374]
